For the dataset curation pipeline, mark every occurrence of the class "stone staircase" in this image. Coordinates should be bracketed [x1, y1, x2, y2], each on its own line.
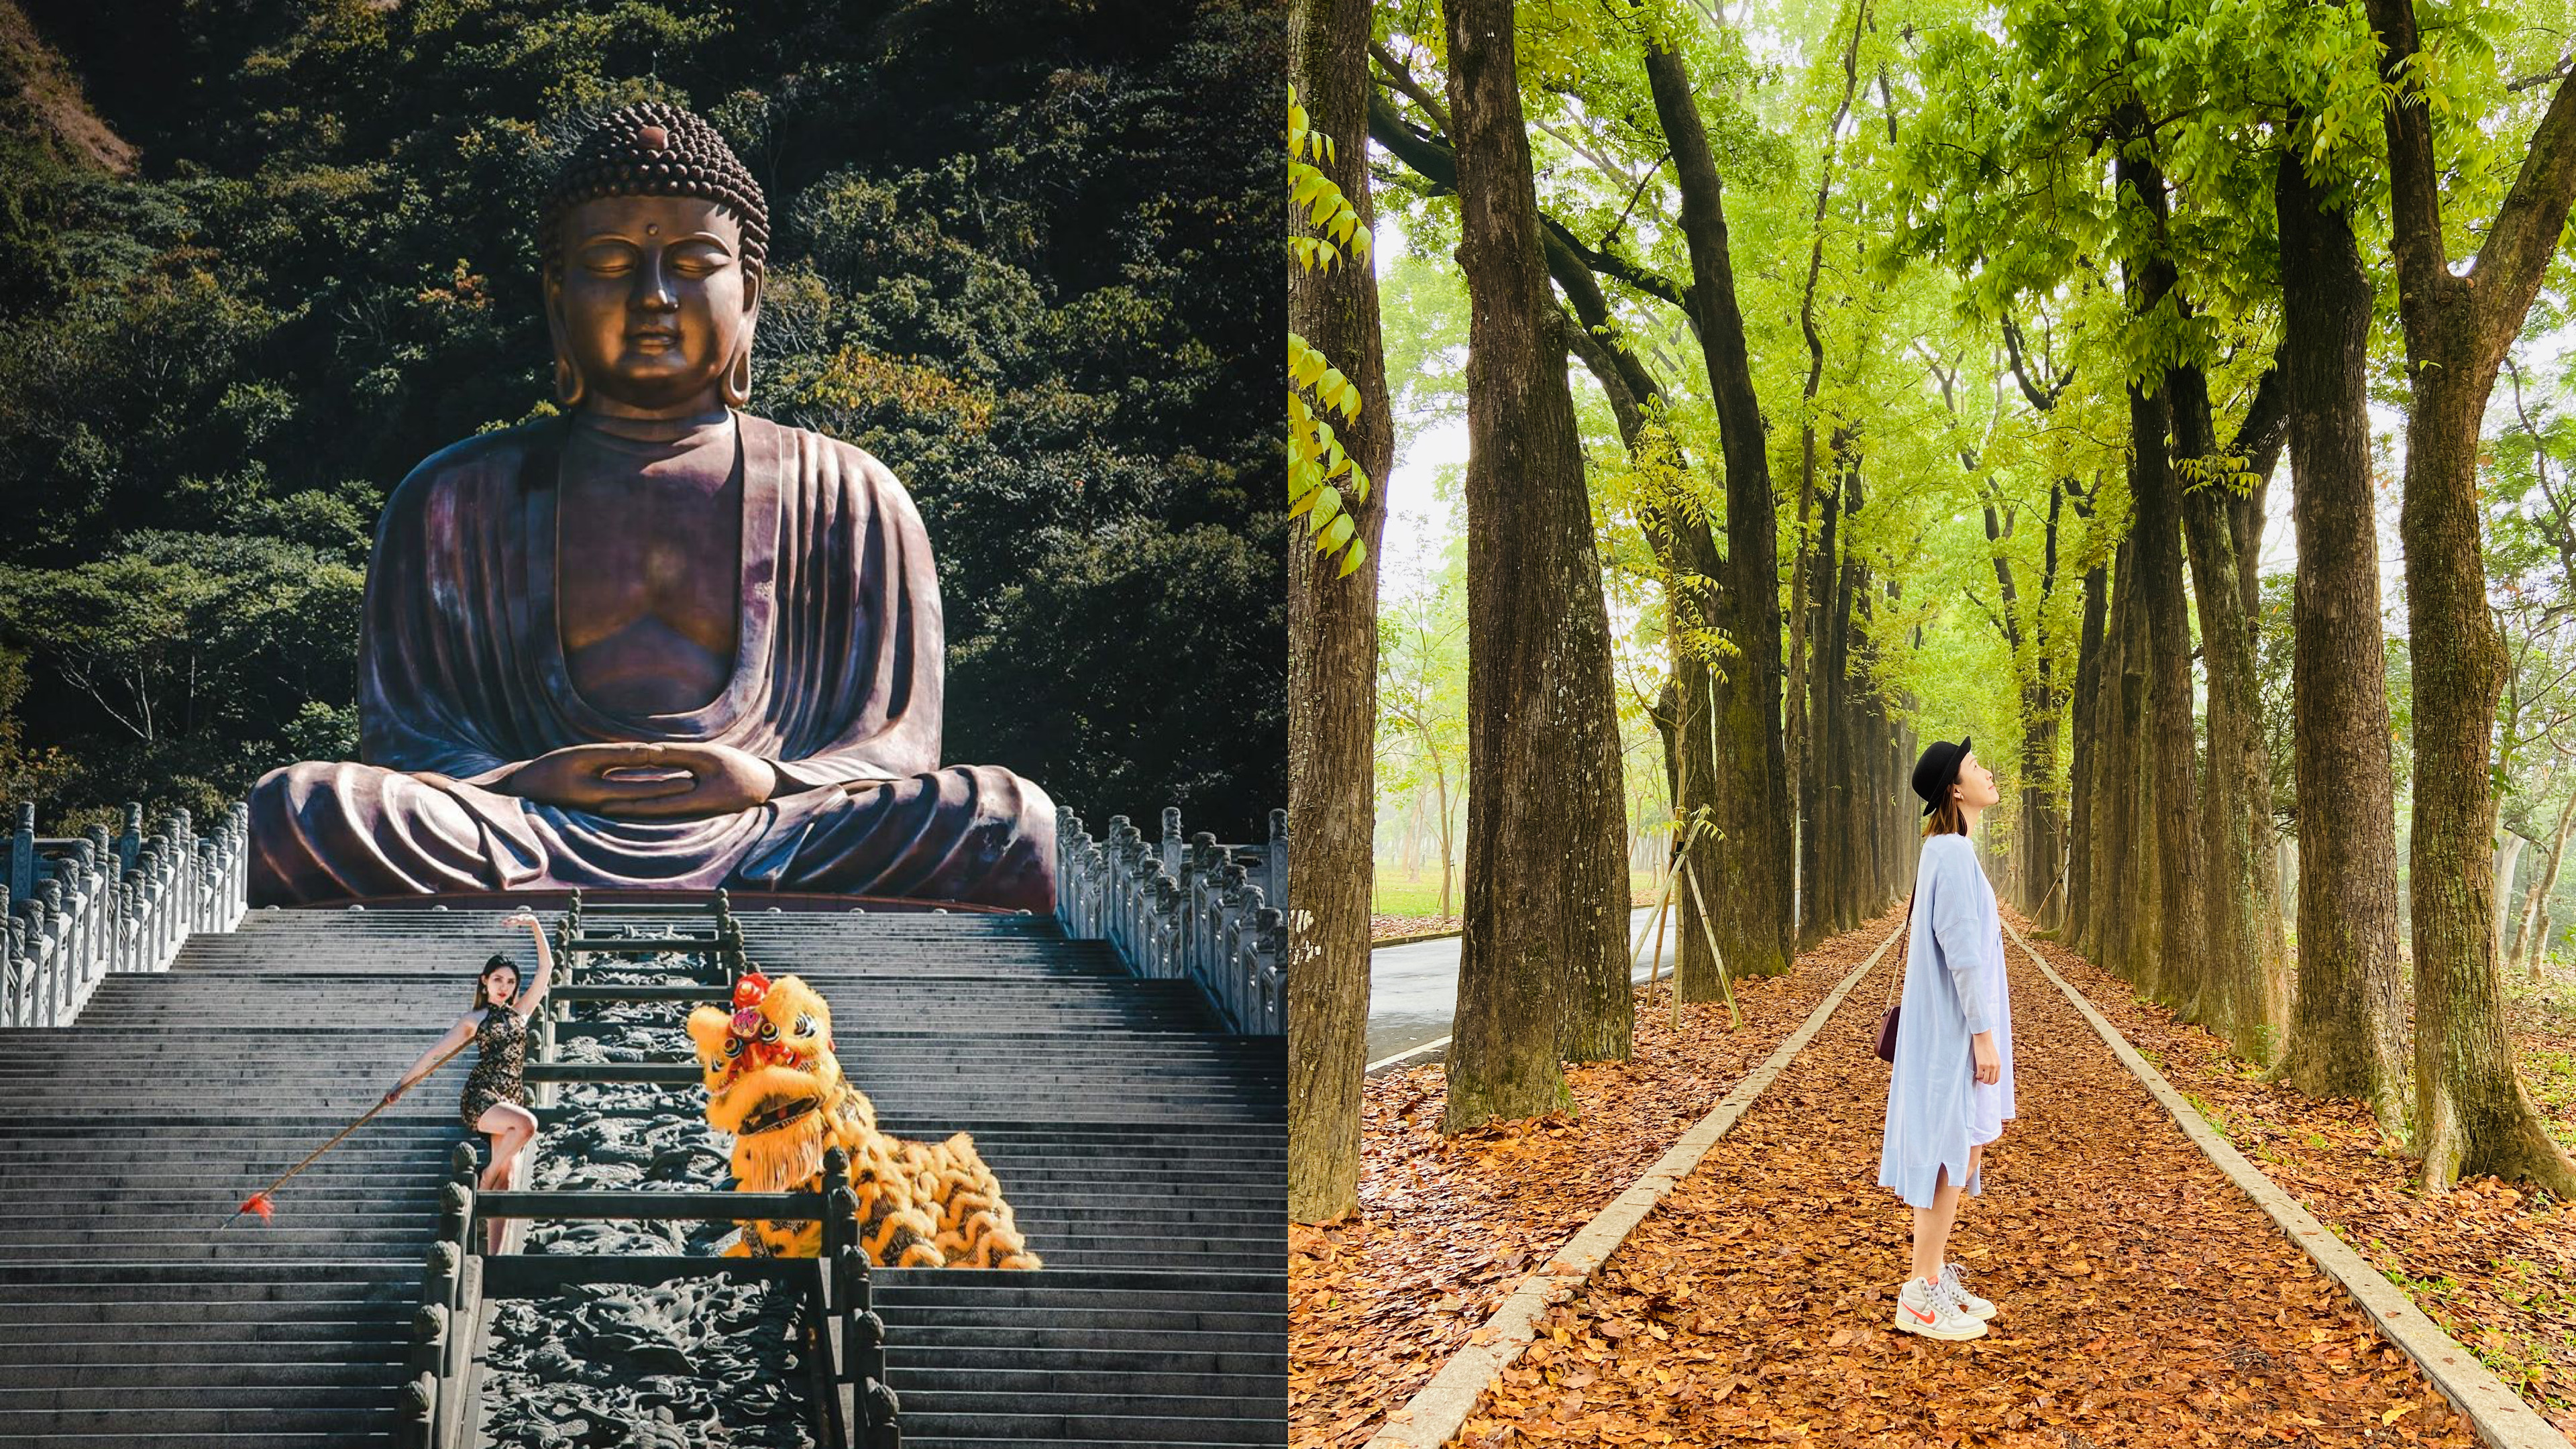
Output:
[0, 906, 1285, 1448]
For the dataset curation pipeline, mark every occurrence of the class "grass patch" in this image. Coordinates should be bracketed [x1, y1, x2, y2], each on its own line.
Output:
[2177, 1087, 2231, 1137]
[1372, 869, 1659, 920]
[1373, 871, 1458, 920]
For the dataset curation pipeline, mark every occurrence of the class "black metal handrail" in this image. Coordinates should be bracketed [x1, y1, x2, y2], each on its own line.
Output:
[394, 897, 890, 1448]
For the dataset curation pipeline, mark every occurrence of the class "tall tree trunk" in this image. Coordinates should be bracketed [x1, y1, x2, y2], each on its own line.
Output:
[2063, 558, 2109, 946]
[2174, 363, 2290, 1063]
[1788, 11, 1866, 947]
[1800, 466, 1843, 942]
[1440, 0, 1632, 1132]
[2017, 481, 2069, 924]
[1556, 226, 1729, 1012]
[1825, 462, 1870, 933]
[1434, 759, 1456, 920]
[2127, 374, 2199, 1008]
[2235, 432, 2292, 1002]
[2275, 144, 2408, 1136]
[2512, 784, 2576, 971]
[1286, 0, 1393, 1224]
[2492, 830, 2529, 963]
[1644, 38, 1794, 985]
[2100, 539, 2154, 983]
[2368, 0, 2576, 1193]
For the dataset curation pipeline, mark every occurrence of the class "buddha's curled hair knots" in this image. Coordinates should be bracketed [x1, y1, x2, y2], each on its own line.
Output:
[541, 100, 769, 275]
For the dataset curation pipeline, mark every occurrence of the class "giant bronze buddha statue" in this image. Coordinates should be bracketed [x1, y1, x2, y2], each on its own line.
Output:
[248, 102, 1055, 911]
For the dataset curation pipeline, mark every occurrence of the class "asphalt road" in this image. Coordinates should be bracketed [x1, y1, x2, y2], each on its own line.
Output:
[1366, 905, 1676, 1064]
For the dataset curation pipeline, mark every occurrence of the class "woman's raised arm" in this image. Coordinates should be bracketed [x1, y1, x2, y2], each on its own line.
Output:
[502, 910, 555, 1016]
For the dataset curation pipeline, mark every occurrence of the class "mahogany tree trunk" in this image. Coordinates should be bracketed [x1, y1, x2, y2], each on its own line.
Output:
[2275, 142, 2408, 1138]
[2127, 376, 2200, 1007]
[2100, 539, 2155, 981]
[2109, 134, 2204, 1011]
[2063, 559, 2109, 947]
[2512, 786, 2576, 972]
[1809, 467, 1852, 937]
[1644, 40, 1794, 985]
[1439, 0, 1632, 1131]
[2174, 366, 2289, 1063]
[1285, 0, 1393, 1225]
[2368, 0, 2576, 1193]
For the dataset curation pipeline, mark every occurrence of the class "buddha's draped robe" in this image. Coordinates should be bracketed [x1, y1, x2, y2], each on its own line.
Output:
[247, 413, 1055, 910]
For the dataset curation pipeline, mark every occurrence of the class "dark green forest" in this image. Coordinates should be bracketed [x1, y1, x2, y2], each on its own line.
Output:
[0, 0, 1286, 837]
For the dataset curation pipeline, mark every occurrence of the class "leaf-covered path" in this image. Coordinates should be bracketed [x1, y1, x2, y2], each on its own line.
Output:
[1448, 934, 2485, 1447]
[1293, 914, 1904, 1446]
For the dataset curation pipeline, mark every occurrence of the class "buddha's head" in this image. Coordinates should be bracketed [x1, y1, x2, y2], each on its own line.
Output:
[539, 101, 769, 416]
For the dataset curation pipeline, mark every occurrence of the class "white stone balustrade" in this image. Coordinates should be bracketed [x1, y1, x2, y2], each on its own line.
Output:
[1055, 805, 1286, 1036]
[3, 800, 251, 1027]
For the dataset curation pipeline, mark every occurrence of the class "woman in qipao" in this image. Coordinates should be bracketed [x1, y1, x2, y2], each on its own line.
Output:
[384, 912, 557, 1252]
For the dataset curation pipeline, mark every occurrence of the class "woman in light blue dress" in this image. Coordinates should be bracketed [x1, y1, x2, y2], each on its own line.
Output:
[1880, 737, 2012, 1340]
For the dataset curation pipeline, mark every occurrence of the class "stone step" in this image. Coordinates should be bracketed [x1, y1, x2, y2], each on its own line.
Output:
[0, 1303, 407, 1333]
[3, 908, 1282, 1446]
[885, 1340, 1281, 1377]
[890, 1367, 1277, 1401]
[894, 1408, 1281, 1446]
[3, 1356, 407, 1391]
[0, 1258, 419, 1279]
[0, 1405, 402, 1437]
[892, 1325, 1285, 1361]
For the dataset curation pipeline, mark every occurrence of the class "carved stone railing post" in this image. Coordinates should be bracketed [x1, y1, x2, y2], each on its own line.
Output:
[8, 802, 32, 906]
[1053, 803, 1285, 1036]
[1266, 808, 1289, 918]
[0, 798, 256, 1026]
[3, 914, 23, 1025]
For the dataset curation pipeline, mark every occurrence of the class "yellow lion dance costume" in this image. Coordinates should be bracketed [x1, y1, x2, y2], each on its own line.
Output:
[687, 970, 1039, 1269]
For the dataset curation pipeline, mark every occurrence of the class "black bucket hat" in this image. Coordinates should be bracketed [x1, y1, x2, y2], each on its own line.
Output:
[1911, 736, 1972, 816]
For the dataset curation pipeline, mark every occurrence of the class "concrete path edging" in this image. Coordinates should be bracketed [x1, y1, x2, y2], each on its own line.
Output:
[1368, 1036, 1450, 1075]
[1359, 920, 1909, 1449]
[2003, 918, 2573, 1449]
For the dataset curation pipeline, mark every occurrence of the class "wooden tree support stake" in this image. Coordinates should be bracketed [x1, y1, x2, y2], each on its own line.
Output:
[1680, 857, 1740, 1030]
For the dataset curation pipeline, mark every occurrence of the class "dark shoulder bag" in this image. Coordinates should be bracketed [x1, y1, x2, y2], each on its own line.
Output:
[1872, 887, 1917, 1064]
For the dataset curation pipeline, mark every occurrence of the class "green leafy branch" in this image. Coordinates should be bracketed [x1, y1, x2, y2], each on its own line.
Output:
[1289, 84, 1373, 578]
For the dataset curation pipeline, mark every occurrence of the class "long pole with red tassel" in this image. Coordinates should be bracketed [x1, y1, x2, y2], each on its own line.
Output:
[221, 1036, 474, 1230]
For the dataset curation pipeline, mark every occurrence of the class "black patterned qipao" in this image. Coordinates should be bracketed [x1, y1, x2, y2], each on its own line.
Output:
[458, 1006, 530, 1129]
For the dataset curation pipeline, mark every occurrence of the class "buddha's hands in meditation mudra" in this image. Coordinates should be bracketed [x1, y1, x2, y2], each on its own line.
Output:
[496, 743, 763, 818]
[246, 101, 1049, 908]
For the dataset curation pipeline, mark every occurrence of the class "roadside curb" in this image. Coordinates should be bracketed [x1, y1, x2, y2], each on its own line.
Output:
[2003, 918, 2573, 1449]
[1358, 919, 1908, 1449]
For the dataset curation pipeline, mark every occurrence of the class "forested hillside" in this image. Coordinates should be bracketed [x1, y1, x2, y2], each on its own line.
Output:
[0, 0, 1286, 836]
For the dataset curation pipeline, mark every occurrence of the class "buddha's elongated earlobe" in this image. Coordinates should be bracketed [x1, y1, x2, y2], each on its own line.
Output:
[722, 345, 752, 409]
[543, 272, 586, 408]
[720, 284, 759, 409]
[555, 354, 587, 408]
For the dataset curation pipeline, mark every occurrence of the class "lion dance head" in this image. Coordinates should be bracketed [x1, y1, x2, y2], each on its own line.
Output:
[688, 970, 1039, 1269]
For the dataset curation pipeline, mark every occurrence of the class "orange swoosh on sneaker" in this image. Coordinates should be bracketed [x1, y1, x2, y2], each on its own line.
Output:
[1904, 1301, 1935, 1324]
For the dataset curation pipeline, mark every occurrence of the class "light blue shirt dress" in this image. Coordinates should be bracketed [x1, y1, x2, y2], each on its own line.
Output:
[1878, 832, 2016, 1208]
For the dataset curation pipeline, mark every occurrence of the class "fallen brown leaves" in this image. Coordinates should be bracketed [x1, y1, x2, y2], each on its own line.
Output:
[1443, 919, 2482, 1449]
[2019, 922, 2576, 1438]
[1290, 910, 1905, 1448]
[1374, 914, 1463, 943]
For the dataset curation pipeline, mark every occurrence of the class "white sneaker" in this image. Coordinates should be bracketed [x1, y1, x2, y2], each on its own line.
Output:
[1894, 1274, 1988, 1340]
[1939, 1261, 1996, 1320]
